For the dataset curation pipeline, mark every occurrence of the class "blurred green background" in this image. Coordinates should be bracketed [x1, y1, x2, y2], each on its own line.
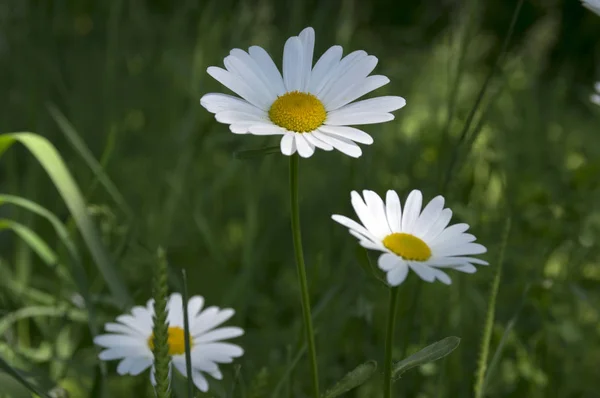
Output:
[1, 0, 600, 397]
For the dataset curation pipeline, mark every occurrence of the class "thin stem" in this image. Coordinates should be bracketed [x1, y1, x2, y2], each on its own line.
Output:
[383, 286, 401, 398]
[289, 153, 320, 398]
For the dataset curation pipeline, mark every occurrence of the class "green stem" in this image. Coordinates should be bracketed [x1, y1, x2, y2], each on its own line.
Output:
[383, 286, 400, 398]
[289, 153, 320, 398]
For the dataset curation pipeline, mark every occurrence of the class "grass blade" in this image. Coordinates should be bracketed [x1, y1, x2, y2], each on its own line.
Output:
[0, 132, 132, 307]
[473, 217, 511, 398]
[270, 343, 308, 398]
[393, 336, 461, 381]
[46, 103, 133, 219]
[0, 356, 52, 398]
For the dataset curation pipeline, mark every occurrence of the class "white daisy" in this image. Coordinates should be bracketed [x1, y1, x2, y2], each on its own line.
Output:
[591, 82, 600, 106]
[93, 293, 244, 392]
[200, 27, 406, 158]
[332, 189, 488, 286]
[582, 0, 600, 15]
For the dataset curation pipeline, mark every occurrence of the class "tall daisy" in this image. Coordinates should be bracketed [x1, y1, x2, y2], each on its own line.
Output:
[200, 27, 406, 158]
[332, 189, 488, 286]
[94, 293, 244, 393]
[582, 0, 600, 15]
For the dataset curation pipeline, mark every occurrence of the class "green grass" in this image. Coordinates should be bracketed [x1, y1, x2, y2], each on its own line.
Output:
[1, 1, 600, 397]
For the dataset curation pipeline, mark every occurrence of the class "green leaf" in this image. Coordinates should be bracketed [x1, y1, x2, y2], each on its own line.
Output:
[0, 132, 131, 307]
[233, 146, 280, 159]
[0, 356, 52, 398]
[0, 194, 99, 336]
[393, 336, 461, 381]
[322, 360, 378, 398]
[0, 306, 87, 336]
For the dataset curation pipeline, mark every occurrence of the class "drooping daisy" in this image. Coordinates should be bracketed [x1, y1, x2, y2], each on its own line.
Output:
[200, 27, 406, 158]
[332, 189, 488, 286]
[591, 82, 600, 106]
[94, 293, 244, 392]
[582, 0, 600, 15]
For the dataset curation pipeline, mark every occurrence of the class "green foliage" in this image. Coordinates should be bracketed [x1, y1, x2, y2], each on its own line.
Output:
[1, 1, 600, 397]
[392, 337, 461, 381]
[322, 360, 377, 398]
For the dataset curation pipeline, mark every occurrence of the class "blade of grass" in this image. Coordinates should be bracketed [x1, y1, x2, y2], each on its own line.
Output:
[441, 0, 524, 192]
[0, 356, 52, 398]
[0, 132, 131, 307]
[46, 104, 133, 219]
[473, 217, 511, 398]
[270, 343, 308, 398]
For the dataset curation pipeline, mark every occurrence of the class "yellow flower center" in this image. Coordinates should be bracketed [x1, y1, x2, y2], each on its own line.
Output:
[147, 326, 192, 356]
[383, 233, 432, 261]
[268, 91, 327, 132]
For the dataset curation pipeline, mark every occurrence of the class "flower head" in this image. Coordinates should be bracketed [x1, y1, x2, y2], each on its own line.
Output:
[94, 293, 244, 392]
[200, 27, 406, 158]
[332, 190, 488, 286]
[582, 0, 600, 15]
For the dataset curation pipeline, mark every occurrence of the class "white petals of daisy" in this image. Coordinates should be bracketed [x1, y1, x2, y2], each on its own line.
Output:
[332, 189, 488, 286]
[93, 293, 244, 393]
[201, 27, 406, 158]
[591, 82, 600, 106]
[582, 0, 600, 15]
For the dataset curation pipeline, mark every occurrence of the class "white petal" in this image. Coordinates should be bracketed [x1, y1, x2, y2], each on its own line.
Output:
[117, 357, 136, 375]
[311, 130, 362, 157]
[308, 45, 343, 94]
[115, 315, 151, 336]
[283, 37, 303, 92]
[320, 56, 378, 106]
[194, 327, 245, 344]
[195, 342, 244, 361]
[591, 93, 600, 106]
[386, 262, 409, 286]
[315, 50, 367, 98]
[104, 322, 144, 337]
[325, 112, 394, 126]
[188, 296, 205, 319]
[378, 252, 401, 271]
[594, 81, 600, 93]
[454, 264, 477, 273]
[326, 75, 390, 111]
[412, 196, 445, 238]
[431, 268, 452, 285]
[129, 358, 153, 376]
[229, 123, 253, 134]
[304, 132, 333, 151]
[230, 48, 281, 96]
[408, 263, 436, 282]
[280, 133, 297, 155]
[94, 334, 145, 349]
[192, 370, 210, 392]
[215, 110, 267, 124]
[421, 209, 453, 241]
[331, 214, 380, 243]
[224, 52, 277, 103]
[332, 96, 406, 114]
[429, 223, 470, 246]
[431, 233, 477, 251]
[249, 46, 286, 96]
[385, 190, 402, 233]
[363, 190, 391, 236]
[248, 123, 287, 135]
[98, 346, 147, 360]
[318, 125, 373, 144]
[427, 256, 489, 267]
[167, 293, 184, 327]
[298, 27, 315, 91]
[200, 93, 261, 114]
[435, 243, 487, 257]
[295, 134, 315, 158]
[206, 67, 270, 109]
[350, 191, 387, 239]
[192, 308, 235, 337]
[401, 190, 423, 233]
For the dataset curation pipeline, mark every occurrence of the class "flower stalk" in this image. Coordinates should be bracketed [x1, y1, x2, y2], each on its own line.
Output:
[152, 247, 171, 398]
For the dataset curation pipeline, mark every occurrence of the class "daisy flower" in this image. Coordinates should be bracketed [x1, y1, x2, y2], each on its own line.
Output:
[332, 189, 488, 286]
[94, 293, 244, 392]
[200, 27, 406, 158]
[591, 82, 600, 106]
[582, 0, 600, 15]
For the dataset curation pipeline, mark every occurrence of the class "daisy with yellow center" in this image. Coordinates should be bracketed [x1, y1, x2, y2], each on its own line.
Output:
[332, 189, 488, 286]
[200, 27, 406, 158]
[93, 293, 244, 392]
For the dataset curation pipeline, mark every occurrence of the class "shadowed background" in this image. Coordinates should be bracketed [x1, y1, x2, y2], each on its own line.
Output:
[1, 0, 600, 397]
